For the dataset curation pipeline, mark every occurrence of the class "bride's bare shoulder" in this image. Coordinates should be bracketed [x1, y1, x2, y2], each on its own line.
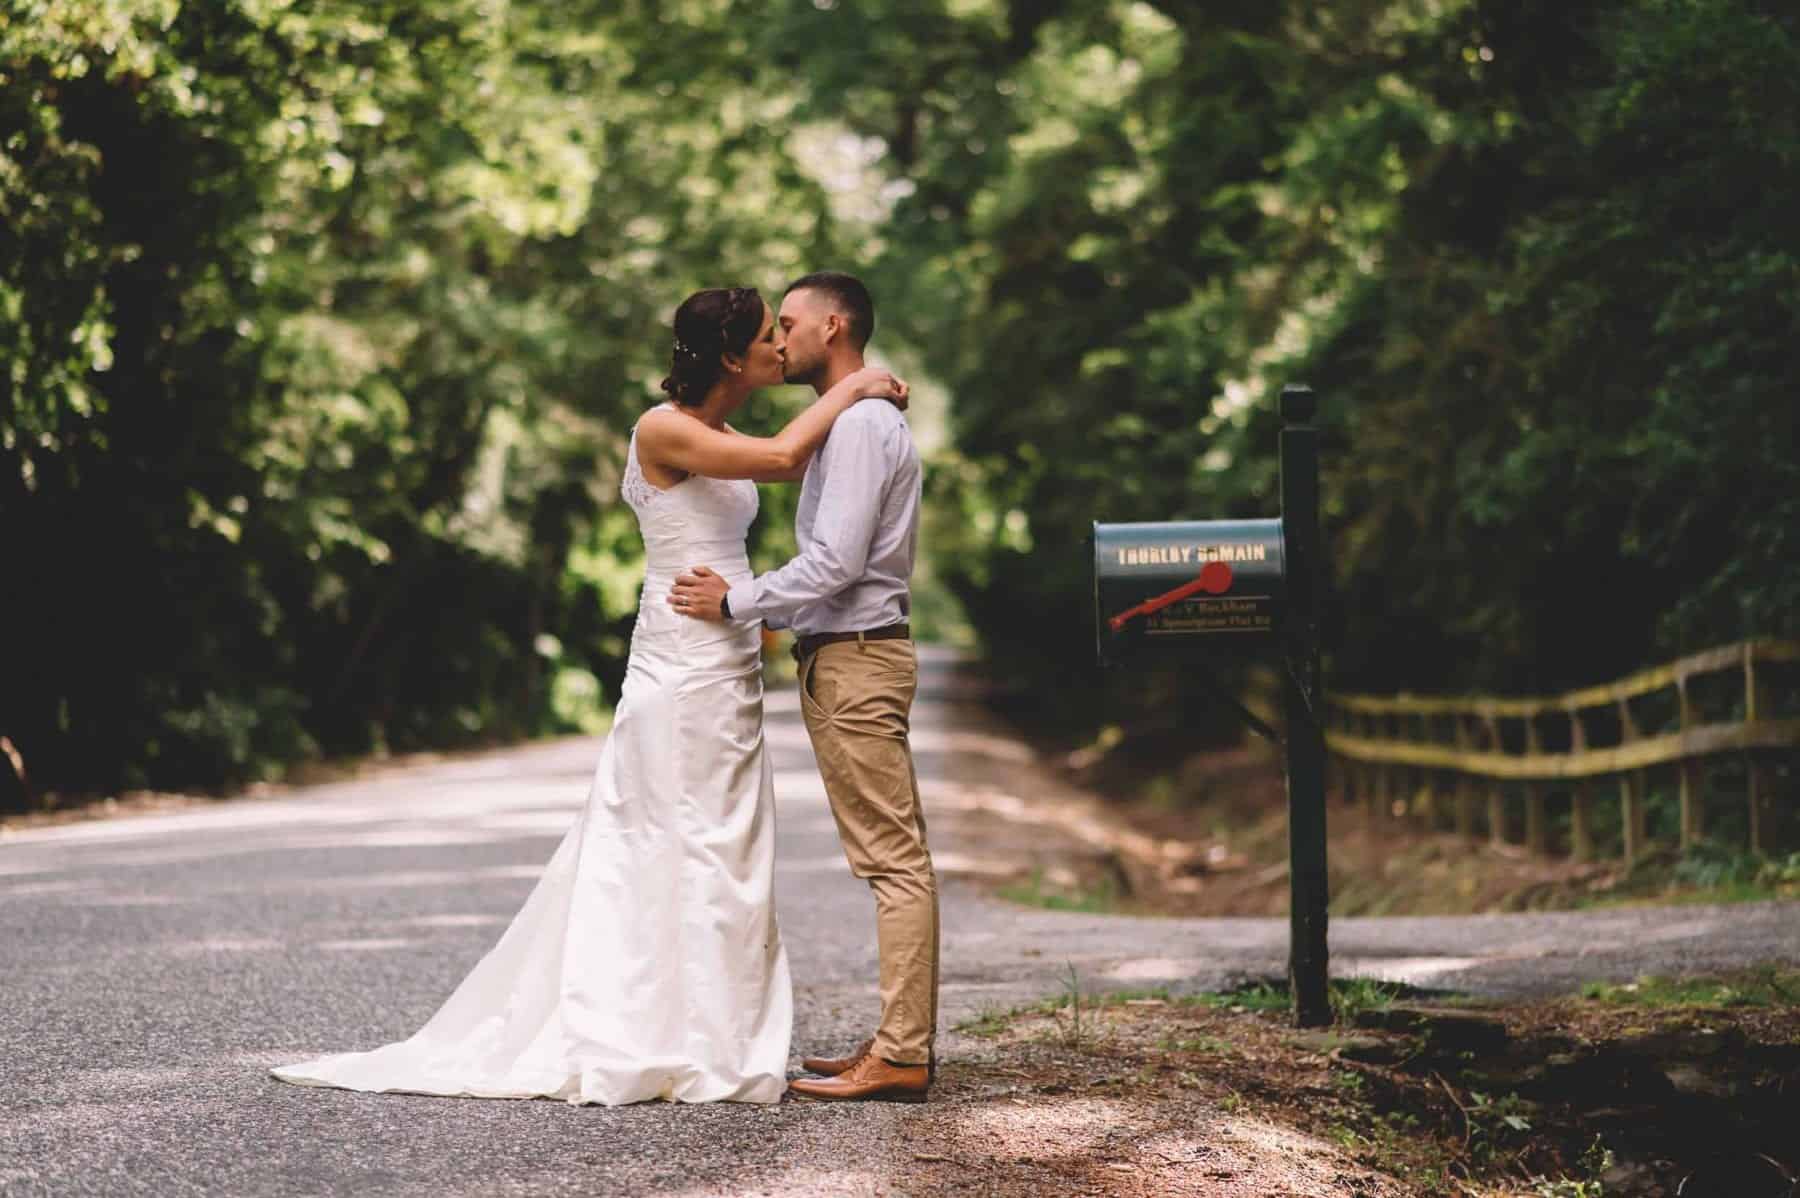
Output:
[634, 404, 685, 441]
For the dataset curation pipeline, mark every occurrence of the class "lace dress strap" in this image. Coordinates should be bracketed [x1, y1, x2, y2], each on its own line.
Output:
[621, 428, 662, 510]
[622, 404, 681, 510]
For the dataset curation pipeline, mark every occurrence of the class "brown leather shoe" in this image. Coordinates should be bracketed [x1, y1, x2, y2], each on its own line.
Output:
[800, 1038, 873, 1077]
[787, 1054, 930, 1104]
[802, 1039, 937, 1080]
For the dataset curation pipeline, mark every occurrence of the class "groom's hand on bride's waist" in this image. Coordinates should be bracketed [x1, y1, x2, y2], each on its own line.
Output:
[670, 566, 730, 621]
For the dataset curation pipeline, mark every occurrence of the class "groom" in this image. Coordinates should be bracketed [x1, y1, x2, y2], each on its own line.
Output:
[669, 271, 938, 1104]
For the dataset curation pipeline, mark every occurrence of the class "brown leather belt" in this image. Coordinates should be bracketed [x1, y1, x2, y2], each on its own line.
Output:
[792, 622, 911, 664]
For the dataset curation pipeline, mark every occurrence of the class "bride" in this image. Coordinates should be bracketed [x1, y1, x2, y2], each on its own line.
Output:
[271, 286, 907, 1105]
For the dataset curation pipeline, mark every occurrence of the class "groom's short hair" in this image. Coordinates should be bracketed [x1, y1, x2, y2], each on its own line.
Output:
[785, 271, 875, 351]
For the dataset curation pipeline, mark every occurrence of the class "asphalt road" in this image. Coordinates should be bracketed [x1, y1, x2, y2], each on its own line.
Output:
[3, 647, 1796, 1196]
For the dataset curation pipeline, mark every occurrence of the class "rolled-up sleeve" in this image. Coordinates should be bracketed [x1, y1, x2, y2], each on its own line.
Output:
[730, 414, 888, 626]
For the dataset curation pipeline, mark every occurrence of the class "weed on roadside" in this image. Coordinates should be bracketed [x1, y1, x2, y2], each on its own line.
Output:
[1188, 975, 1422, 1019]
[1332, 976, 1407, 1019]
[1016, 963, 1110, 1050]
[952, 1003, 1012, 1038]
[1579, 964, 1799, 1008]
[1522, 1137, 1613, 1197]
[995, 867, 1119, 913]
[1190, 980, 1290, 1014]
[1058, 962, 1086, 1048]
[1462, 1088, 1537, 1162]
[1159, 1033, 1232, 1054]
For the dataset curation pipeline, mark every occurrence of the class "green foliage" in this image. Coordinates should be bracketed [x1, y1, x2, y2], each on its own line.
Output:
[1673, 842, 1800, 891]
[1579, 965, 1800, 1007]
[1574, 842, 1800, 907]
[1463, 1088, 1536, 1160]
[1057, 961, 1088, 1047]
[1193, 981, 1294, 1015]
[8, 0, 1794, 801]
[1528, 1171, 1609, 1198]
[1, 0, 850, 798]
[1331, 977, 1406, 1019]
[776, 0, 1800, 742]
[1525, 1138, 1615, 1198]
[1189, 975, 1413, 1017]
[950, 1003, 1013, 1038]
[995, 866, 1120, 912]
[1159, 1032, 1232, 1054]
[1307, 0, 1800, 694]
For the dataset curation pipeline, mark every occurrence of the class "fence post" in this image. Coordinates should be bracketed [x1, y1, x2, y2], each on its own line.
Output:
[1452, 716, 1476, 838]
[1620, 774, 1646, 865]
[1422, 716, 1442, 826]
[1370, 714, 1391, 826]
[1676, 673, 1704, 850]
[1571, 783, 1596, 863]
[1745, 644, 1771, 856]
[1567, 705, 1595, 862]
[1482, 714, 1507, 845]
[1618, 697, 1646, 864]
[1523, 715, 1548, 855]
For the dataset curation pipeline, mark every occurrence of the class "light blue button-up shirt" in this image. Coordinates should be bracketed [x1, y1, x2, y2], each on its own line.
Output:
[731, 401, 920, 636]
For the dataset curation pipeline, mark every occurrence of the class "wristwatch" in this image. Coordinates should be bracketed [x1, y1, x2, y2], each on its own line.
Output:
[720, 592, 732, 620]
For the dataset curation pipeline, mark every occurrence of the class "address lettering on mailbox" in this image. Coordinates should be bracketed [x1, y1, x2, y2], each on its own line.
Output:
[1147, 596, 1274, 634]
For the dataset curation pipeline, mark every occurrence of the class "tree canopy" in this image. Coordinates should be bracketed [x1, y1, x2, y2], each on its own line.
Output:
[823, 0, 1799, 717]
[4, 0, 1795, 800]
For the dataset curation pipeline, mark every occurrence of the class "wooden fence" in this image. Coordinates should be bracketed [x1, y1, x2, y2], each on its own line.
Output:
[1324, 640, 1800, 863]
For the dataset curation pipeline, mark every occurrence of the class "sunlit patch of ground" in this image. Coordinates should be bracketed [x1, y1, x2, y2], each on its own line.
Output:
[878, 1012, 1408, 1197]
[921, 973, 1800, 1197]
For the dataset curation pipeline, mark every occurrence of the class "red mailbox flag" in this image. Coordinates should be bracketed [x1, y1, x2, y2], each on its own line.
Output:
[1106, 561, 1234, 632]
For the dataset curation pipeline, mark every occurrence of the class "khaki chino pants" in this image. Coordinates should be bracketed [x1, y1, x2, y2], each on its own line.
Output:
[797, 637, 939, 1066]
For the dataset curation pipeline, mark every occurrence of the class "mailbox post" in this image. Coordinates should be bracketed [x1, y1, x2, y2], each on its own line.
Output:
[1279, 386, 1331, 1027]
[1092, 383, 1332, 1027]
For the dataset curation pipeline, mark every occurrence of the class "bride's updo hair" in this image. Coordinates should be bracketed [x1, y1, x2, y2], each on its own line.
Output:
[660, 286, 764, 407]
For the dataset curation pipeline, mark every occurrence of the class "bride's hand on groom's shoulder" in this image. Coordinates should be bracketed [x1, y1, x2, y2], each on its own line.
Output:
[845, 366, 909, 412]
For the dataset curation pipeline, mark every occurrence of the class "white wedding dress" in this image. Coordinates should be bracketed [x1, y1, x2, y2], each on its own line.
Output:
[272, 411, 793, 1104]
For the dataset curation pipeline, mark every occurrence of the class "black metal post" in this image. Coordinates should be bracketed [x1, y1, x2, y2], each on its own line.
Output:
[1280, 384, 1332, 1027]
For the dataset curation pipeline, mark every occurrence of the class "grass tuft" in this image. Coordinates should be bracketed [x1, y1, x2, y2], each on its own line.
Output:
[995, 867, 1119, 913]
[1579, 964, 1799, 1008]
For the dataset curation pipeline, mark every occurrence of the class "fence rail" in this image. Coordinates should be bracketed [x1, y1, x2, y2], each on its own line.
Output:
[1325, 640, 1799, 862]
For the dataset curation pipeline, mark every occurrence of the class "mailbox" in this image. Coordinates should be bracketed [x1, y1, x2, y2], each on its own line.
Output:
[1092, 518, 1285, 665]
[1085, 386, 1332, 1027]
